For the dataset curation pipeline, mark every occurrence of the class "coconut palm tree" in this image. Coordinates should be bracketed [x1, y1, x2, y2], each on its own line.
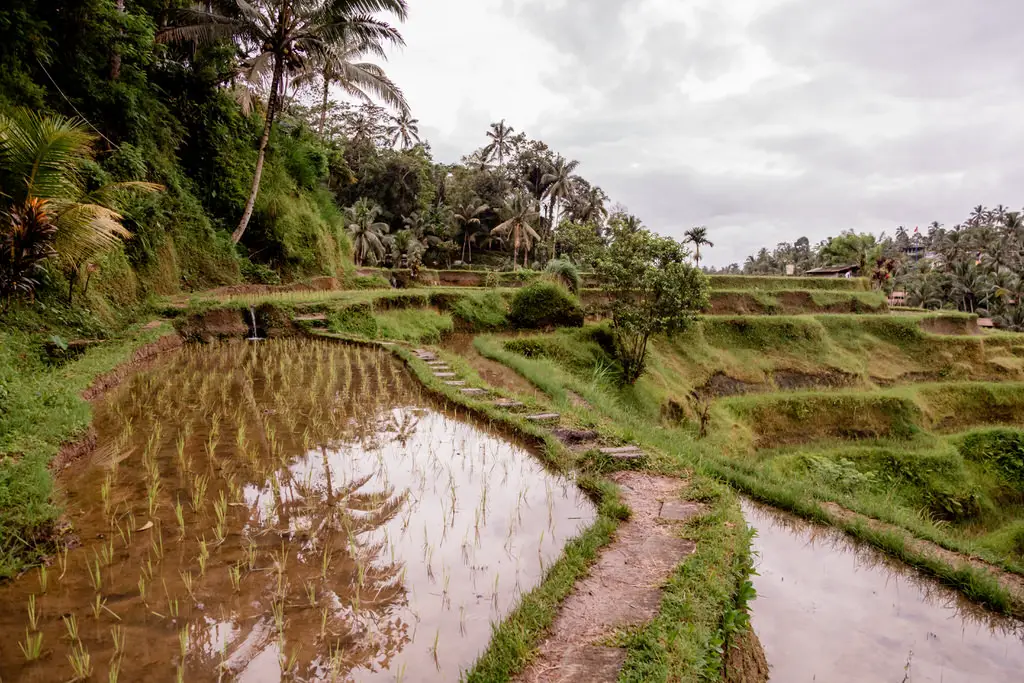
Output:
[484, 120, 516, 168]
[569, 184, 608, 225]
[492, 192, 540, 269]
[684, 226, 714, 267]
[541, 156, 579, 254]
[345, 198, 389, 266]
[453, 199, 489, 264]
[0, 110, 160, 305]
[388, 111, 420, 149]
[159, 0, 408, 245]
[292, 35, 407, 140]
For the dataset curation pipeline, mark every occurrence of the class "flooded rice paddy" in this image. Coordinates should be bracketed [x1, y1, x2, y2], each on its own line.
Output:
[0, 340, 594, 682]
[744, 500, 1024, 682]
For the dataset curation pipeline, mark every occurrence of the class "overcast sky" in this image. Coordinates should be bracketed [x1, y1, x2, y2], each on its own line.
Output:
[382, 0, 1023, 267]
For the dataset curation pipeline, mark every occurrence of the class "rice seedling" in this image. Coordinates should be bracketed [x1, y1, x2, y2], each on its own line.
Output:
[19, 629, 43, 661]
[431, 627, 441, 668]
[319, 606, 330, 640]
[190, 474, 208, 513]
[57, 543, 69, 580]
[271, 598, 286, 634]
[101, 473, 113, 515]
[87, 555, 103, 592]
[213, 490, 228, 543]
[108, 655, 122, 683]
[100, 536, 115, 566]
[38, 565, 48, 593]
[214, 564, 236, 596]
[151, 525, 165, 561]
[305, 581, 317, 606]
[178, 626, 189, 659]
[111, 625, 125, 655]
[180, 570, 196, 601]
[63, 613, 80, 642]
[147, 477, 162, 516]
[68, 642, 93, 680]
[174, 498, 186, 539]
[26, 593, 40, 630]
[247, 539, 258, 572]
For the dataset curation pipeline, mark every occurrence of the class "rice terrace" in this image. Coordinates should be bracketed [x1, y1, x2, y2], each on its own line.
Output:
[3, 1, 1024, 681]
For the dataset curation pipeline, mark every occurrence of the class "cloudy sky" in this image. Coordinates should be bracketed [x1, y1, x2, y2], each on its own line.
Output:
[383, 0, 1023, 267]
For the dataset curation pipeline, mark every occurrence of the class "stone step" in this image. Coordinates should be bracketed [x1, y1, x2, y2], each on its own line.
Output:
[292, 314, 328, 323]
[426, 360, 448, 367]
[434, 372, 457, 378]
[493, 398, 525, 409]
[460, 387, 487, 396]
[526, 413, 560, 423]
[443, 380, 467, 387]
[599, 446, 644, 457]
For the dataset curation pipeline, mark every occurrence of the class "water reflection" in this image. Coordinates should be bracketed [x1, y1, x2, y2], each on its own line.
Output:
[0, 340, 594, 682]
[744, 500, 1024, 682]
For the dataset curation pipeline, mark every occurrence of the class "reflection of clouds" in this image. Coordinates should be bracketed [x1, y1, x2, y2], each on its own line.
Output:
[743, 499, 1024, 641]
[30, 340, 594, 683]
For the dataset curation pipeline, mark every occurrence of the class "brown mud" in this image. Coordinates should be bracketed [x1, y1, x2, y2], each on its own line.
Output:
[723, 628, 769, 683]
[517, 472, 702, 683]
[744, 500, 1024, 682]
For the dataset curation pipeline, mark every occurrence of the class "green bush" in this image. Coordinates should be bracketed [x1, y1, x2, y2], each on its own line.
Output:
[508, 281, 584, 329]
[327, 304, 377, 338]
[544, 259, 581, 293]
[959, 429, 1024, 486]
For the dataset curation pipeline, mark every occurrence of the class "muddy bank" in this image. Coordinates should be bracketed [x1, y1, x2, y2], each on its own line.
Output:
[744, 500, 1024, 682]
[724, 628, 769, 683]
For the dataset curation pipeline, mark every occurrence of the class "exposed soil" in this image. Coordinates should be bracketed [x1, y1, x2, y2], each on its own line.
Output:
[920, 317, 979, 335]
[723, 628, 770, 683]
[818, 501, 1024, 609]
[440, 333, 545, 400]
[697, 371, 762, 398]
[772, 368, 857, 391]
[517, 472, 702, 683]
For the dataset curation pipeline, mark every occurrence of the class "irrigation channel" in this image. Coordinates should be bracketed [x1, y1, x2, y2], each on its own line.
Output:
[743, 500, 1024, 682]
[0, 340, 594, 682]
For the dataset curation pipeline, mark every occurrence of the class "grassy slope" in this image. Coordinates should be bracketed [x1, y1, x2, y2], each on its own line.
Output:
[475, 319, 1024, 614]
[0, 314, 171, 577]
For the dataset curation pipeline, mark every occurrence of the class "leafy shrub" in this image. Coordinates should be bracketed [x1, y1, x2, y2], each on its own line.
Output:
[447, 292, 508, 330]
[239, 257, 281, 285]
[508, 281, 584, 329]
[327, 304, 377, 338]
[544, 258, 581, 293]
[484, 271, 501, 289]
[799, 455, 877, 494]
[959, 429, 1024, 486]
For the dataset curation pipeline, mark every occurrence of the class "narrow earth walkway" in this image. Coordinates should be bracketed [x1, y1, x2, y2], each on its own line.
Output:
[517, 472, 703, 683]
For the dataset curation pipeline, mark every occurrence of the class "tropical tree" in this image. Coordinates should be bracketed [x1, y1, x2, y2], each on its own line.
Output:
[453, 198, 489, 264]
[684, 226, 714, 267]
[492, 192, 540, 269]
[159, 0, 408, 244]
[0, 111, 159, 305]
[541, 156, 579, 254]
[344, 198, 389, 266]
[293, 35, 407, 140]
[388, 111, 420, 149]
[484, 120, 516, 168]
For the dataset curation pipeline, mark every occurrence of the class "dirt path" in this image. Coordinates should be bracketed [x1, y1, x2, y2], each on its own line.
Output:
[517, 471, 703, 683]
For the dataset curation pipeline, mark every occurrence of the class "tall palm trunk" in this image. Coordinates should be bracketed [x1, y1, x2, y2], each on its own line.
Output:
[233, 55, 284, 244]
[695, 245, 701, 266]
[319, 79, 330, 139]
[512, 229, 519, 270]
[110, 0, 125, 80]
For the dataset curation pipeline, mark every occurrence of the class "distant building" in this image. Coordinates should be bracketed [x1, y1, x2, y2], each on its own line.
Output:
[889, 291, 907, 307]
[804, 264, 861, 278]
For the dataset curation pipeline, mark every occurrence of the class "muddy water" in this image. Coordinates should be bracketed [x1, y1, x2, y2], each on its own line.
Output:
[743, 500, 1024, 682]
[0, 340, 594, 682]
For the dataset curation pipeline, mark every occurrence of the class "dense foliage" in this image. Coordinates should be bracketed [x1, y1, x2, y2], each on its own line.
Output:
[726, 204, 1024, 328]
[508, 280, 584, 330]
[600, 221, 710, 384]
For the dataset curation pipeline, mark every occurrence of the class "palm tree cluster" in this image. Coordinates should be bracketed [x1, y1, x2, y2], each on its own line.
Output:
[722, 204, 1024, 330]
[158, 0, 410, 244]
[340, 119, 616, 270]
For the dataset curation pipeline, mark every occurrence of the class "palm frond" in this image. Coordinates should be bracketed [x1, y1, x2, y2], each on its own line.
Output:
[0, 111, 94, 204]
[51, 202, 132, 265]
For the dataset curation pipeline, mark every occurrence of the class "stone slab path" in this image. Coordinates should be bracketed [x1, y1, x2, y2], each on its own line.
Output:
[517, 471, 703, 683]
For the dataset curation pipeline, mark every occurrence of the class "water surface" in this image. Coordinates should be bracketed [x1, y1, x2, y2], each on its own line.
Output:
[0, 340, 593, 682]
[744, 500, 1024, 682]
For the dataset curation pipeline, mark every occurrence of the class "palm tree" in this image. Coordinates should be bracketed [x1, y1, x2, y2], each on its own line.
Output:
[492, 192, 540, 269]
[484, 120, 516, 168]
[293, 35, 407, 140]
[570, 184, 608, 225]
[684, 226, 714, 267]
[453, 199, 489, 264]
[541, 156, 579, 255]
[345, 198, 389, 266]
[388, 111, 420, 149]
[159, 0, 408, 245]
[0, 111, 160, 305]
